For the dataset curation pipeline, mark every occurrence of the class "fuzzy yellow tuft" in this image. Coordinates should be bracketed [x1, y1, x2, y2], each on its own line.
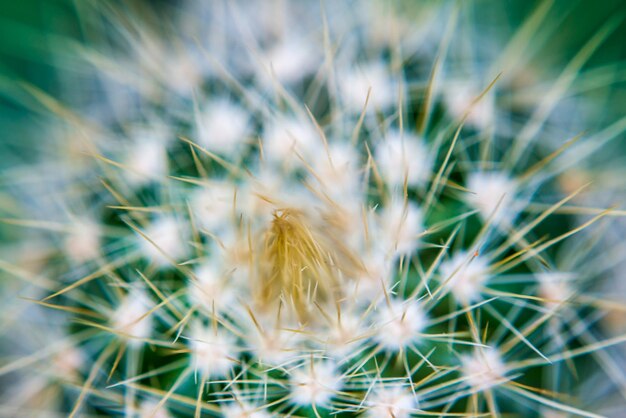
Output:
[257, 208, 347, 320]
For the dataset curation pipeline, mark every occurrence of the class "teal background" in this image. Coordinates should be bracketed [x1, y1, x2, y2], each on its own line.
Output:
[1, 1, 624, 106]
[1, 0, 625, 86]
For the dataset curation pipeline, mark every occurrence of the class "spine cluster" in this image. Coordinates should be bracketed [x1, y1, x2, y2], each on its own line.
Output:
[1, 1, 625, 418]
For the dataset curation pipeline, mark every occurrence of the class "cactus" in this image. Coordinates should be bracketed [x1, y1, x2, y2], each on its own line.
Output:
[1, 1, 626, 417]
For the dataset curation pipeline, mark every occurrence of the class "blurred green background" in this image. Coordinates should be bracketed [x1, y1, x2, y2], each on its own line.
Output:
[0, 0, 625, 160]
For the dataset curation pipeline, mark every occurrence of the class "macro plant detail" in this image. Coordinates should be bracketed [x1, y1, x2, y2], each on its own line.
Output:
[1, 1, 626, 418]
